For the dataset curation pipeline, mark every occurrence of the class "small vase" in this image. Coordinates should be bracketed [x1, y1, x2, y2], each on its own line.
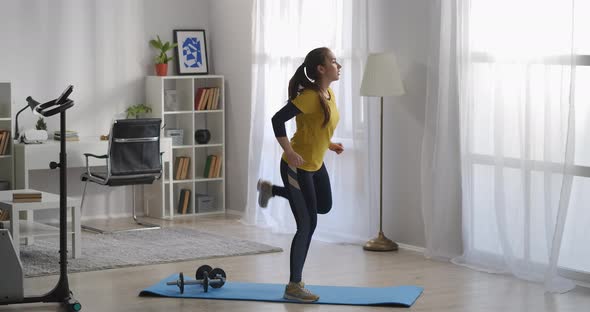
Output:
[155, 63, 168, 76]
[195, 129, 211, 144]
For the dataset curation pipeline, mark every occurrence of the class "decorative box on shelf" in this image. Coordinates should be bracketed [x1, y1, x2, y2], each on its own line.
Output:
[164, 129, 184, 146]
[196, 194, 214, 213]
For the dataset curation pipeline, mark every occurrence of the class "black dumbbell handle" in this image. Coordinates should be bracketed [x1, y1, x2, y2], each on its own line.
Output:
[166, 271, 225, 293]
[167, 277, 223, 286]
[210, 276, 225, 285]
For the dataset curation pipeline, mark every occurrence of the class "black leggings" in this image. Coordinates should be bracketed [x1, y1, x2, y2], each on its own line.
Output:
[272, 159, 332, 283]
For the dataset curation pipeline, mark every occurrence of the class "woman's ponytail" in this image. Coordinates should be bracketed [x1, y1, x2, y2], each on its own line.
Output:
[288, 64, 307, 101]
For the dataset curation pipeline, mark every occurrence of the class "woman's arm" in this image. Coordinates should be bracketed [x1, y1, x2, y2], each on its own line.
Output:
[271, 102, 305, 166]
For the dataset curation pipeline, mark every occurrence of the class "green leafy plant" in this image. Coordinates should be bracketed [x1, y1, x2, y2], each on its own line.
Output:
[35, 117, 47, 131]
[126, 104, 152, 119]
[149, 35, 177, 64]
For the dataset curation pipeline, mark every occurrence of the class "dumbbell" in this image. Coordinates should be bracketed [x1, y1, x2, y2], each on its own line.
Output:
[167, 265, 227, 294]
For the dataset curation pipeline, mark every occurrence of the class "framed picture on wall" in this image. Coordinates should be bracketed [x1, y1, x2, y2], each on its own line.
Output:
[173, 29, 209, 75]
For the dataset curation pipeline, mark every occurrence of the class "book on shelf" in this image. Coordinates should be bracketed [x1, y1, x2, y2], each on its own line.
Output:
[205, 88, 214, 110]
[13, 192, 42, 198]
[203, 155, 211, 178]
[177, 189, 184, 214]
[183, 157, 190, 179]
[53, 130, 78, 137]
[210, 88, 220, 110]
[203, 155, 216, 178]
[208, 155, 217, 178]
[201, 88, 211, 110]
[174, 156, 191, 180]
[0, 209, 10, 221]
[0, 130, 11, 155]
[212, 88, 220, 110]
[54, 130, 79, 141]
[205, 89, 213, 110]
[12, 191, 42, 203]
[202, 154, 222, 178]
[195, 88, 207, 110]
[182, 189, 191, 214]
[194, 87, 220, 111]
[176, 188, 191, 214]
[174, 157, 181, 180]
[213, 154, 222, 177]
[194, 88, 205, 110]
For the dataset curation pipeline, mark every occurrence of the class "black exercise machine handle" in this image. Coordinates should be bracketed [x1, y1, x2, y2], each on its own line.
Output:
[27, 85, 75, 117]
[34, 98, 74, 117]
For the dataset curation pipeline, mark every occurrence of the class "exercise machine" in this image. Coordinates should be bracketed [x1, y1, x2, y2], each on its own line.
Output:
[0, 85, 82, 311]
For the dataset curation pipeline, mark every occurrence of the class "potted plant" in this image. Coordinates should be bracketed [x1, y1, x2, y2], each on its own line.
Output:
[35, 117, 47, 131]
[35, 117, 48, 141]
[126, 104, 152, 119]
[149, 35, 177, 76]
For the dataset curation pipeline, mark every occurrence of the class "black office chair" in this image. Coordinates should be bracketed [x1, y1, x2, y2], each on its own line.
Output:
[80, 118, 163, 233]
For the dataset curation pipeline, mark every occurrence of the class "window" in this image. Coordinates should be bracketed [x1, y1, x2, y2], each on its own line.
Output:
[466, 0, 590, 278]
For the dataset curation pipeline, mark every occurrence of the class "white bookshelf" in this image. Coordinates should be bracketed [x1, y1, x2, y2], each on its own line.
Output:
[145, 75, 225, 219]
[0, 82, 13, 190]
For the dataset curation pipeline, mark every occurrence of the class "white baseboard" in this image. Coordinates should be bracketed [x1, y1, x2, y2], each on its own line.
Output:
[397, 242, 426, 254]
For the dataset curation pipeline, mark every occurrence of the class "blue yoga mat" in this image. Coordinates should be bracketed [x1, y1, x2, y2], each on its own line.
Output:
[139, 274, 423, 307]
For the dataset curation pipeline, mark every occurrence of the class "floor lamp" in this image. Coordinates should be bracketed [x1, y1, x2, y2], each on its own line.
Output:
[360, 52, 405, 251]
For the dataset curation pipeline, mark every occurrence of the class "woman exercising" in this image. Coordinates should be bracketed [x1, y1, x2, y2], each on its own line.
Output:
[257, 47, 344, 302]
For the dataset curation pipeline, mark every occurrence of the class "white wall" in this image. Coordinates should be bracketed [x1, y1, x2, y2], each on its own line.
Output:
[367, 0, 431, 247]
[0, 0, 210, 219]
[209, 0, 255, 216]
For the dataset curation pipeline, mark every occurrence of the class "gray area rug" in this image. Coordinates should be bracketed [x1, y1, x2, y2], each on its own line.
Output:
[20, 227, 282, 277]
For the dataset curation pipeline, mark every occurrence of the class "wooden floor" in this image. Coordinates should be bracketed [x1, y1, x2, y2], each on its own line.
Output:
[1, 214, 589, 312]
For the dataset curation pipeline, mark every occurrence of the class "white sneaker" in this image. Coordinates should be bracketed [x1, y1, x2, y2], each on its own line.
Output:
[257, 179, 273, 208]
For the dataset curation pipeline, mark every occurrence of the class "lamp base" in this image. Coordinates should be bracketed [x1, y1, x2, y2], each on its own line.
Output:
[363, 231, 398, 251]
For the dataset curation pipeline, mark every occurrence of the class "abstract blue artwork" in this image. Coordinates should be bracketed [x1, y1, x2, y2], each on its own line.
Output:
[182, 37, 202, 68]
[174, 30, 209, 74]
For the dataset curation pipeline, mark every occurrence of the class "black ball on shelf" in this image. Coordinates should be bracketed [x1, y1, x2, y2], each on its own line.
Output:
[195, 129, 211, 144]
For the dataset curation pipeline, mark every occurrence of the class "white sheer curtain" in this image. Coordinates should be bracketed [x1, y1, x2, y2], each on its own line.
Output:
[421, 0, 463, 261]
[424, 0, 590, 292]
[244, 0, 376, 243]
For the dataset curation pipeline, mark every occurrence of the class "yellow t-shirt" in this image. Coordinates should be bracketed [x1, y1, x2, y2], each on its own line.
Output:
[282, 88, 340, 172]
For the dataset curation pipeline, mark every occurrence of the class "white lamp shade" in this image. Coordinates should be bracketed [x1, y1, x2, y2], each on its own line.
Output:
[360, 52, 405, 97]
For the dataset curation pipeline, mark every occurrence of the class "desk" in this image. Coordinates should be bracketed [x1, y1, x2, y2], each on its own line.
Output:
[14, 137, 173, 188]
[0, 189, 81, 259]
[12, 136, 173, 223]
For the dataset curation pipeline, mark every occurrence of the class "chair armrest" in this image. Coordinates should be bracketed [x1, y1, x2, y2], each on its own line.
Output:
[84, 153, 109, 178]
